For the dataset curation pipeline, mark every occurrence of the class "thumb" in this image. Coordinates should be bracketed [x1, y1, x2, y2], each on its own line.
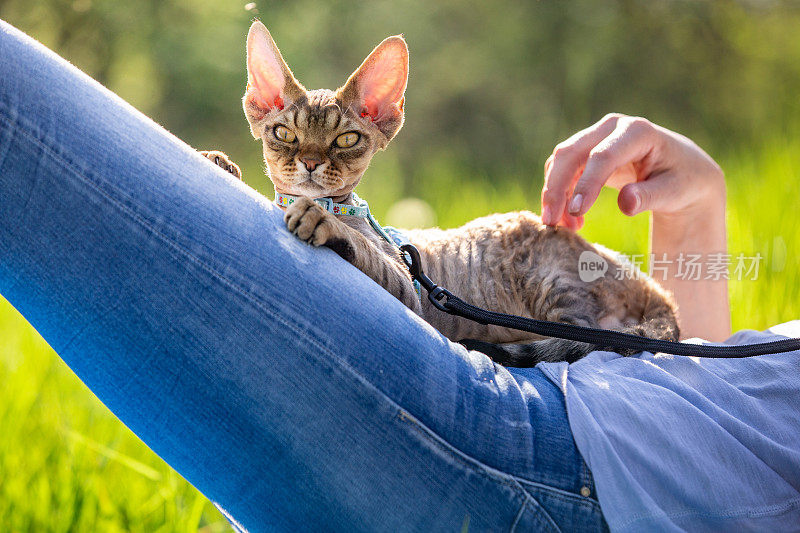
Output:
[617, 172, 682, 216]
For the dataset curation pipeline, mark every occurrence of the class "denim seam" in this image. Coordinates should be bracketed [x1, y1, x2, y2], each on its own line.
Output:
[509, 499, 528, 532]
[580, 460, 595, 498]
[514, 478, 603, 513]
[397, 406, 599, 526]
[509, 496, 561, 533]
[538, 363, 600, 504]
[3, 107, 562, 513]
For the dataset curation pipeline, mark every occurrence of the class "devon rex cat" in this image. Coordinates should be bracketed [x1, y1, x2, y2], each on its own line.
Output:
[204, 21, 679, 366]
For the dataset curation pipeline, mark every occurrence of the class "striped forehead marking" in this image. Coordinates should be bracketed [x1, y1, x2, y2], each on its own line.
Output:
[292, 90, 343, 131]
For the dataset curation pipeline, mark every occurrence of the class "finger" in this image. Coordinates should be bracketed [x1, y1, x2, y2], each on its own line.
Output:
[557, 212, 584, 231]
[542, 114, 621, 224]
[617, 171, 688, 216]
[568, 117, 656, 217]
[541, 113, 624, 225]
[542, 161, 582, 226]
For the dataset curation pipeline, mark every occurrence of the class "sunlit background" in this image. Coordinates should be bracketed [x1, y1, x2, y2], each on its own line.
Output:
[1, 0, 799, 530]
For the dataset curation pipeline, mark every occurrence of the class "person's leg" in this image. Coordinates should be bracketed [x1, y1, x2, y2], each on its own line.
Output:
[0, 20, 605, 532]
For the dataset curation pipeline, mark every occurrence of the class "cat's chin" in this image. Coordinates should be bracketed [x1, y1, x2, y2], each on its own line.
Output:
[277, 179, 355, 200]
[276, 179, 324, 197]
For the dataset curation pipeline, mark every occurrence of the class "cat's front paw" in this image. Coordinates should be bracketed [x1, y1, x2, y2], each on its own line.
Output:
[200, 150, 242, 179]
[284, 196, 346, 247]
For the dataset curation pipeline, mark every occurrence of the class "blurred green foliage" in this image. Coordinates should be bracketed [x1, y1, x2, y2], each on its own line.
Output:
[3, 0, 800, 201]
[1, 0, 799, 530]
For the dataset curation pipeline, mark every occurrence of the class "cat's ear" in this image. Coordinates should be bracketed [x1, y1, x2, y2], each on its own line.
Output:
[243, 21, 304, 138]
[339, 35, 408, 141]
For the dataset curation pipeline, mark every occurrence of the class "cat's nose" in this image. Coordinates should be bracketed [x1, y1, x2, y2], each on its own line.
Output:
[301, 158, 323, 172]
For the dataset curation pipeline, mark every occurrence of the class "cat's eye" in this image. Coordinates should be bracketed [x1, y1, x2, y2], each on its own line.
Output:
[334, 132, 360, 148]
[274, 125, 296, 143]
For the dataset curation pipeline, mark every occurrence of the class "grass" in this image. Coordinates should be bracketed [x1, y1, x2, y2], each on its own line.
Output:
[0, 305, 230, 531]
[0, 140, 798, 531]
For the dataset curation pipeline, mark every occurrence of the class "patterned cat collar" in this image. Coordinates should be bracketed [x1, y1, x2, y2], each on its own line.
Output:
[274, 190, 422, 300]
[274, 191, 370, 217]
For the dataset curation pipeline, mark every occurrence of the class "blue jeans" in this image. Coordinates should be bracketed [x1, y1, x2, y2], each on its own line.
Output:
[0, 21, 606, 532]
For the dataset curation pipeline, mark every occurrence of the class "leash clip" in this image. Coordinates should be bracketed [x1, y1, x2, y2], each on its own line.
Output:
[427, 286, 452, 312]
[400, 243, 451, 312]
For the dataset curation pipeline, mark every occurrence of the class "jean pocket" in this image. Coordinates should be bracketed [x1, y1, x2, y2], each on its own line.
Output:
[515, 478, 608, 532]
[396, 408, 565, 532]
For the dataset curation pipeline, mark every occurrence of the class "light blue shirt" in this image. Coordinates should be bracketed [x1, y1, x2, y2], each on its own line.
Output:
[539, 321, 800, 532]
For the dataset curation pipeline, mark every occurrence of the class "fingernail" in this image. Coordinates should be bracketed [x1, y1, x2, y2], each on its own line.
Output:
[542, 205, 552, 225]
[568, 193, 583, 215]
[631, 190, 641, 214]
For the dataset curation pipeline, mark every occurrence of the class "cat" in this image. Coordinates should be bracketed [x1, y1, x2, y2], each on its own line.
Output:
[205, 20, 679, 366]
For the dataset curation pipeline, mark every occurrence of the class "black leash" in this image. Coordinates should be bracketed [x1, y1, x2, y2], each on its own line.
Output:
[400, 243, 800, 358]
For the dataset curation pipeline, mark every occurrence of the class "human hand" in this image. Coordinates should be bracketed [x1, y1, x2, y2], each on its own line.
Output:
[540, 113, 730, 340]
[540, 113, 725, 230]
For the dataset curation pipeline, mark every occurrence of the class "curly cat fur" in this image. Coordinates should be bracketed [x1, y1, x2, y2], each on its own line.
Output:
[227, 21, 679, 366]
